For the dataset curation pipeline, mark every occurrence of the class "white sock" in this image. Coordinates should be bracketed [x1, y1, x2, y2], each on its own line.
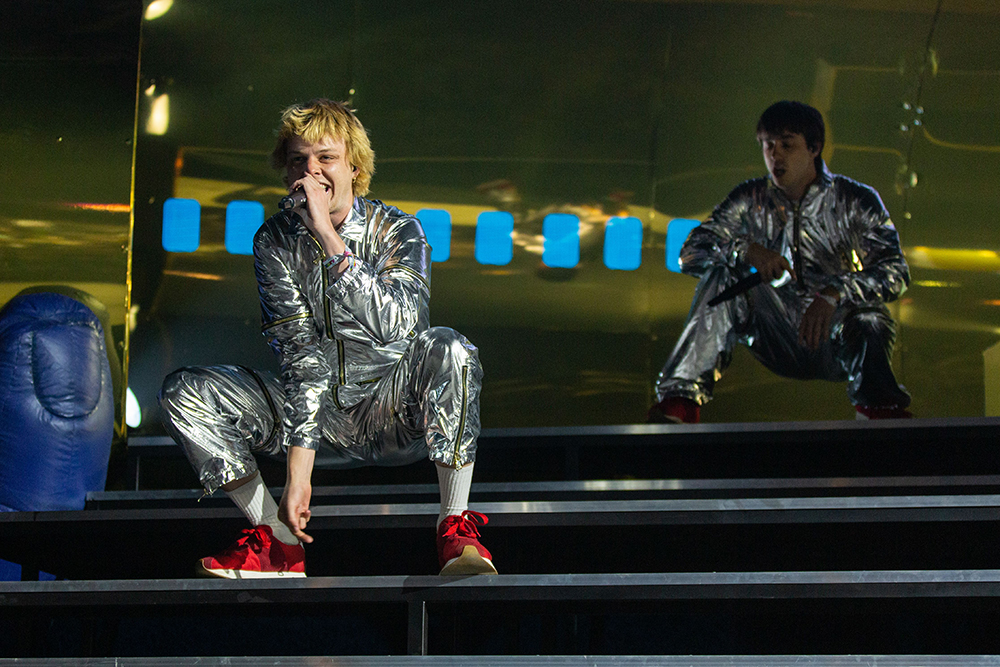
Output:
[225, 473, 299, 546]
[436, 462, 474, 528]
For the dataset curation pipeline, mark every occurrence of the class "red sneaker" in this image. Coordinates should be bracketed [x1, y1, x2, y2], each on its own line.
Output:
[198, 525, 306, 579]
[855, 405, 913, 420]
[437, 510, 497, 575]
[647, 396, 700, 424]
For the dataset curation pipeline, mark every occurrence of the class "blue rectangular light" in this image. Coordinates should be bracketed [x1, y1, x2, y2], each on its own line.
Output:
[542, 213, 580, 268]
[161, 197, 201, 252]
[475, 211, 514, 266]
[416, 208, 451, 262]
[666, 218, 701, 272]
[225, 200, 265, 255]
[603, 216, 643, 270]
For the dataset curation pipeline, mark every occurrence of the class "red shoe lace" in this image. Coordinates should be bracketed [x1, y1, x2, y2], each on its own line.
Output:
[440, 510, 489, 539]
[227, 526, 268, 555]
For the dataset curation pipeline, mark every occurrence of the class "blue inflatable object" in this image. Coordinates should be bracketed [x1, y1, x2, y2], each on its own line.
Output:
[0, 292, 114, 511]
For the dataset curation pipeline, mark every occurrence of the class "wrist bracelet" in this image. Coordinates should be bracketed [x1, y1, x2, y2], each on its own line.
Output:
[814, 291, 838, 308]
[323, 247, 353, 270]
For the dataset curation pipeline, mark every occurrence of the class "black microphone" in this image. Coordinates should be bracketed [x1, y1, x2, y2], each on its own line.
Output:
[707, 273, 763, 307]
[279, 189, 306, 210]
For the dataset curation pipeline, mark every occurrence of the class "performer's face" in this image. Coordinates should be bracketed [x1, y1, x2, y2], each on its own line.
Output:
[285, 135, 358, 222]
[759, 131, 819, 199]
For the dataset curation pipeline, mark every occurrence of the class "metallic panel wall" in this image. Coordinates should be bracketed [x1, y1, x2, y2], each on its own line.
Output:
[117, 1, 1000, 428]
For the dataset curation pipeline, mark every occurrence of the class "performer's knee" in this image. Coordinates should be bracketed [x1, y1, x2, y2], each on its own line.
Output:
[158, 367, 194, 420]
[420, 325, 471, 348]
[158, 366, 221, 436]
[841, 306, 896, 345]
[418, 326, 480, 367]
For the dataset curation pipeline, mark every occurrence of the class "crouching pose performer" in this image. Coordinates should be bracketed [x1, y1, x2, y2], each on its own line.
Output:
[160, 98, 495, 578]
[649, 100, 911, 424]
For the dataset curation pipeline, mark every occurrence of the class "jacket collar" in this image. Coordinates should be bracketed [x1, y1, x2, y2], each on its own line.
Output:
[767, 160, 833, 205]
[338, 197, 365, 239]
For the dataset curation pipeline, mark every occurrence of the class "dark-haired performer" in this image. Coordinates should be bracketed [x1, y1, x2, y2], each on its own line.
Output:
[160, 99, 495, 578]
[649, 101, 911, 424]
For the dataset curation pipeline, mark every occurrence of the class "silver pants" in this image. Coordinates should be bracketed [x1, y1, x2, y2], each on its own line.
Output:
[657, 265, 910, 408]
[159, 327, 483, 493]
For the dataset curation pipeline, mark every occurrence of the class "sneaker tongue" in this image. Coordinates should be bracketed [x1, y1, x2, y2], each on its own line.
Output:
[235, 526, 268, 551]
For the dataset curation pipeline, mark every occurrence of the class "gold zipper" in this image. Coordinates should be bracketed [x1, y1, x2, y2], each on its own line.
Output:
[452, 365, 469, 468]
[306, 232, 334, 335]
[261, 312, 310, 333]
[304, 225, 347, 409]
[331, 339, 347, 410]
[379, 264, 430, 290]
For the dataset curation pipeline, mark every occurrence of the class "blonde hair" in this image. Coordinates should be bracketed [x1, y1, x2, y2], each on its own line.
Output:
[270, 98, 375, 197]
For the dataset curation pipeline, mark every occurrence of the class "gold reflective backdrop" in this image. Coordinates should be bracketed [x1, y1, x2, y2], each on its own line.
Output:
[5, 1, 1000, 437]
[1, 2, 140, 454]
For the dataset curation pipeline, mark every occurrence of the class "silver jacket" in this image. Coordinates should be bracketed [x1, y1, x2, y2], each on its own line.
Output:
[254, 197, 431, 451]
[681, 163, 909, 305]
[655, 163, 911, 407]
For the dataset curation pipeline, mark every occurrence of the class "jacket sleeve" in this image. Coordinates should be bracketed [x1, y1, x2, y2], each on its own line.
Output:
[255, 224, 330, 451]
[679, 183, 757, 278]
[828, 183, 910, 305]
[326, 214, 431, 346]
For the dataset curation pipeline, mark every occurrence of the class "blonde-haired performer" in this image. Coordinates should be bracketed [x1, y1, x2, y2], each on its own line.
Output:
[160, 99, 495, 578]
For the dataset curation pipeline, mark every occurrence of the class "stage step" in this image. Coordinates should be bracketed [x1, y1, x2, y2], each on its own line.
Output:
[123, 418, 1000, 490]
[88, 473, 1000, 509]
[4, 493, 1000, 580]
[4, 571, 1000, 657]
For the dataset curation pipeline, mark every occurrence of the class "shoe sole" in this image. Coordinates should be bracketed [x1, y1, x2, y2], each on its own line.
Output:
[197, 560, 306, 579]
[439, 545, 498, 576]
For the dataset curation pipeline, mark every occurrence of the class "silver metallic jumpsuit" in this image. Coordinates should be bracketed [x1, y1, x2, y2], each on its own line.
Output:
[656, 163, 911, 409]
[160, 198, 483, 494]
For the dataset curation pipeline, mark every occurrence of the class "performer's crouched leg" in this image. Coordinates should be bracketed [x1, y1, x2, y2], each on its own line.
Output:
[159, 365, 276, 493]
[159, 366, 305, 579]
[650, 265, 747, 423]
[404, 326, 483, 468]
[837, 306, 912, 418]
[400, 327, 495, 574]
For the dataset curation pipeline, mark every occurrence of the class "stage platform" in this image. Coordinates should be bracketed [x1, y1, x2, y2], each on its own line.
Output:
[123, 417, 1000, 485]
[4, 571, 1000, 656]
[6, 488, 1000, 579]
[3, 419, 1000, 659]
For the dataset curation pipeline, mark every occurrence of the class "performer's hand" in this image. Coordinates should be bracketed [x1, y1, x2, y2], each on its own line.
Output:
[288, 173, 347, 257]
[799, 294, 836, 350]
[746, 242, 796, 283]
[279, 481, 314, 543]
[279, 446, 317, 543]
